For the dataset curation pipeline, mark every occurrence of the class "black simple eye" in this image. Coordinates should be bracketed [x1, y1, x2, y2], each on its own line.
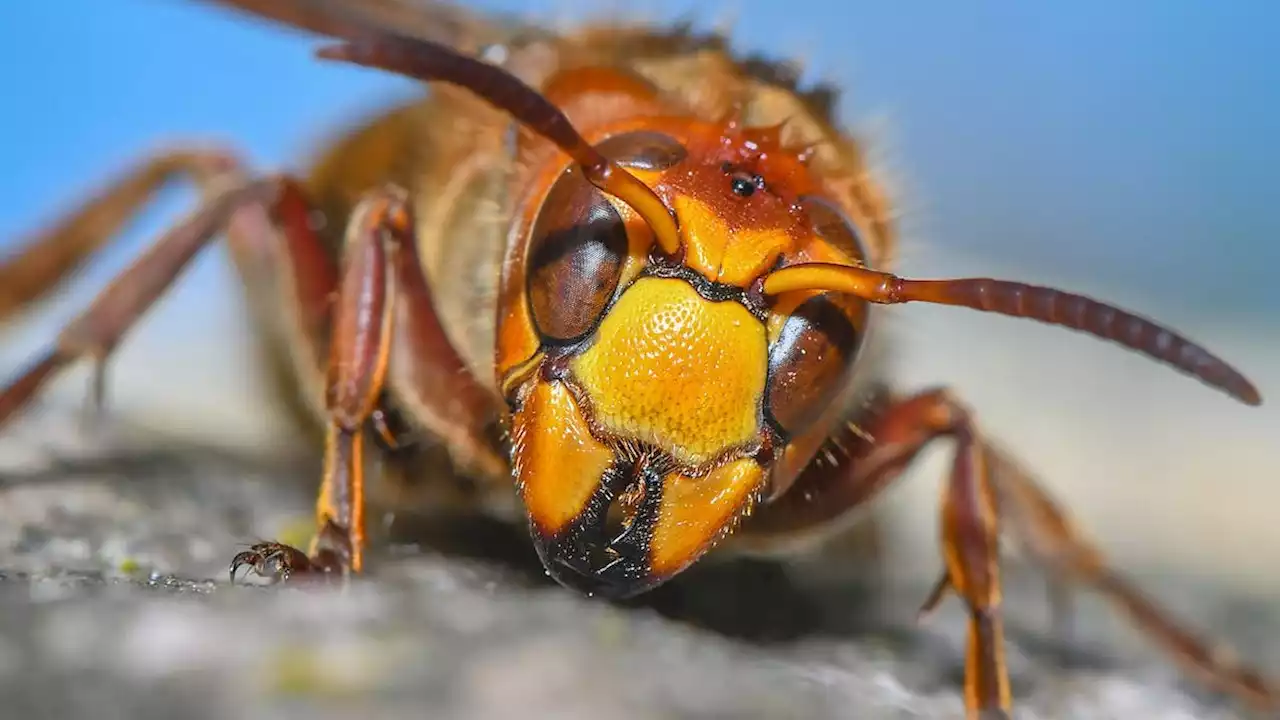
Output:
[730, 172, 759, 197]
[766, 295, 862, 435]
[527, 167, 628, 343]
[800, 195, 866, 263]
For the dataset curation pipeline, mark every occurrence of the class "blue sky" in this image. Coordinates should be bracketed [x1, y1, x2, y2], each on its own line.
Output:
[1, 0, 1277, 366]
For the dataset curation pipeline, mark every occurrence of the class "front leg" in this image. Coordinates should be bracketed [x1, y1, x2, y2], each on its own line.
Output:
[748, 387, 1278, 718]
[232, 187, 408, 581]
[230, 185, 508, 583]
[868, 390, 1012, 716]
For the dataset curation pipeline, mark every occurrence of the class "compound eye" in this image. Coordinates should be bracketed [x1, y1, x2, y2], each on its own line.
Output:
[527, 166, 628, 343]
[526, 130, 687, 343]
[766, 294, 862, 435]
[800, 195, 867, 264]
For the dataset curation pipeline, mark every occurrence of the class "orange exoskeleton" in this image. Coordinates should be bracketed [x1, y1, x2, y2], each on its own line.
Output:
[0, 1, 1273, 717]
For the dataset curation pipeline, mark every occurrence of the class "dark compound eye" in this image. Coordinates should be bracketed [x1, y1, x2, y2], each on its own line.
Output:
[527, 166, 628, 343]
[799, 195, 866, 263]
[767, 196, 869, 433]
[526, 131, 687, 344]
[765, 295, 862, 435]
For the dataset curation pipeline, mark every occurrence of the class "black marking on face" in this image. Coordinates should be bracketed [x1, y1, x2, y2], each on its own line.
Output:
[530, 454, 666, 599]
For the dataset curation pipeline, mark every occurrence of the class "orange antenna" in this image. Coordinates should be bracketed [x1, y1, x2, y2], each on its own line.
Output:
[762, 262, 1261, 406]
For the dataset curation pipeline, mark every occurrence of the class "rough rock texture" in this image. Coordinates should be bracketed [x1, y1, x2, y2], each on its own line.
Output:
[0, 406, 1275, 720]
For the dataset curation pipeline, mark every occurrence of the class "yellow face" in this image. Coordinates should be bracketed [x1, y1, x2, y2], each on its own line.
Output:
[496, 121, 869, 597]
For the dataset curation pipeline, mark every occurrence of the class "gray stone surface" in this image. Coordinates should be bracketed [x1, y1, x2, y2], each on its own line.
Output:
[0, 405, 1276, 720]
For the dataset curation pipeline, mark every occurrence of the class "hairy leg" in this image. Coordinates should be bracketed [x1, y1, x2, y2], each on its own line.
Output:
[750, 387, 1277, 717]
[0, 176, 288, 426]
[0, 151, 503, 580]
[0, 148, 337, 426]
[0, 149, 237, 323]
[230, 185, 507, 582]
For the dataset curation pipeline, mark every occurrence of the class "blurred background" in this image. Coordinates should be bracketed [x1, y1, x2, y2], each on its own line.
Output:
[1, 0, 1277, 598]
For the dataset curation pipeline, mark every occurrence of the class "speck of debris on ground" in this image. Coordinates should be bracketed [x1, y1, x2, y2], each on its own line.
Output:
[0, 405, 1275, 720]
